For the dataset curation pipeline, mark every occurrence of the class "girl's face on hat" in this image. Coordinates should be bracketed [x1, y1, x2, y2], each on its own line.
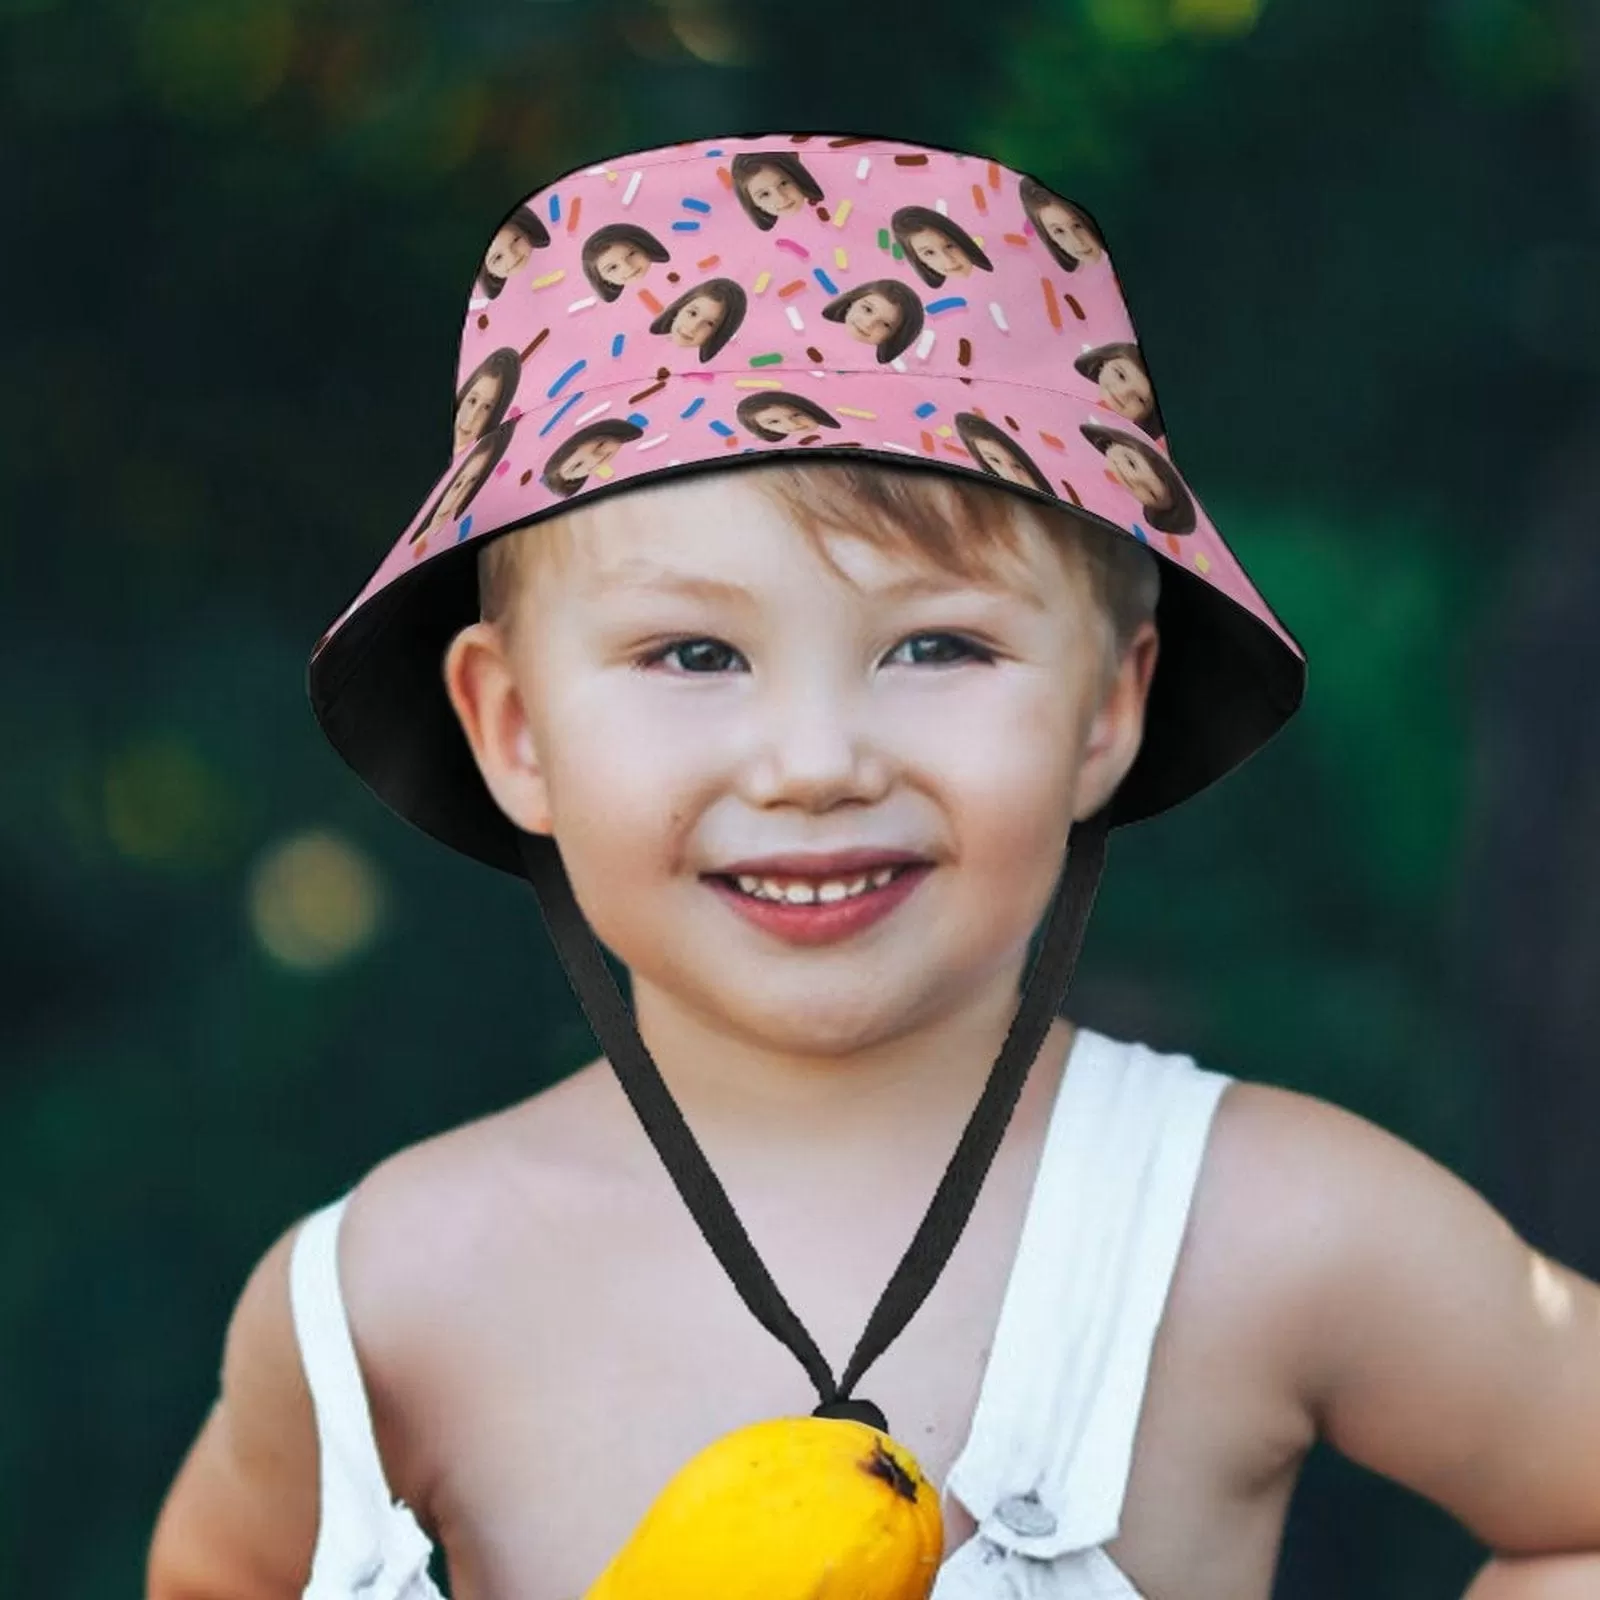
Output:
[1097, 355, 1153, 423]
[455, 471, 1149, 1055]
[1105, 441, 1171, 510]
[753, 403, 815, 435]
[596, 241, 651, 286]
[670, 293, 724, 347]
[845, 292, 901, 345]
[454, 373, 502, 455]
[974, 438, 1036, 489]
[907, 227, 972, 278]
[559, 436, 622, 481]
[485, 224, 532, 279]
[441, 455, 488, 518]
[1039, 203, 1103, 264]
[422, 455, 486, 534]
[745, 164, 804, 217]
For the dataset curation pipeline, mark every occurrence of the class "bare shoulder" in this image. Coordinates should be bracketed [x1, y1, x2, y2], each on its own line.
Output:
[1183, 1076, 1519, 1412]
[329, 1061, 635, 1513]
[1195, 1076, 1444, 1252]
[149, 1065, 631, 1597]
[338, 1056, 627, 1298]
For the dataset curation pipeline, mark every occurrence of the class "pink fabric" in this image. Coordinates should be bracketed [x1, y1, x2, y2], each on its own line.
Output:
[313, 132, 1300, 665]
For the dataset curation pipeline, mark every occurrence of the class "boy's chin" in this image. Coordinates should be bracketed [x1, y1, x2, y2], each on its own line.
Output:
[699, 983, 954, 1059]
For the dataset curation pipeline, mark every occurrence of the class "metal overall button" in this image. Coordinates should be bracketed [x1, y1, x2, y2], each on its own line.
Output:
[994, 1490, 1057, 1538]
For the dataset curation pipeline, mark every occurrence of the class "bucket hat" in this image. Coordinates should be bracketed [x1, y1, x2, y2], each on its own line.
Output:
[307, 129, 1305, 1434]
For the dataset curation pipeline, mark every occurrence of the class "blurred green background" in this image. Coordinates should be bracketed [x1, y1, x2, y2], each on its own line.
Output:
[4, 0, 1599, 1594]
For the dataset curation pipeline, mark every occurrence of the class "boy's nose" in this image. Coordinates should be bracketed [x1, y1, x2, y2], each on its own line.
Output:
[741, 690, 891, 811]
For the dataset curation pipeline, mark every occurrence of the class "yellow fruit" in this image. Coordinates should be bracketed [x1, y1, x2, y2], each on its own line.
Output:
[582, 1415, 945, 1600]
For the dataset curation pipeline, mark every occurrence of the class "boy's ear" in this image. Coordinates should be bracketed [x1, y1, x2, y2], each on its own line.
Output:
[1072, 619, 1160, 822]
[442, 621, 555, 836]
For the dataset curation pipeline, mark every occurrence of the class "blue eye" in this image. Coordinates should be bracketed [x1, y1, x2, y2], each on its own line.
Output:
[639, 632, 994, 674]
[643, 638, 746, 673]
[887, 632, 995, 667]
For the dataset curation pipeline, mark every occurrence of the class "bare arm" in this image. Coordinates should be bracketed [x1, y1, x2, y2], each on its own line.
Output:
[146, 1221, 322, 1600]
[1463, 1551, 1600, 1598]
[1235, 1083, 1600, 1572]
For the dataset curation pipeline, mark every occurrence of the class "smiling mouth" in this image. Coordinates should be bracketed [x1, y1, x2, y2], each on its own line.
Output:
[714, 865, 913, 906]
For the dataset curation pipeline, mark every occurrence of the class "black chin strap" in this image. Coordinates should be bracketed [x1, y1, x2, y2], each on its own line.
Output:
[514, 810, 1111, 1435]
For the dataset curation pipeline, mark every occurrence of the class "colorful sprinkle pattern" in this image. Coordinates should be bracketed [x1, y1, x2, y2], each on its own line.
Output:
[317, 133, 1301, 664]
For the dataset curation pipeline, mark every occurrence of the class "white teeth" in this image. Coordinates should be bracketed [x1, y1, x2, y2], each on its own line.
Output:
[728, 867, 907, 904]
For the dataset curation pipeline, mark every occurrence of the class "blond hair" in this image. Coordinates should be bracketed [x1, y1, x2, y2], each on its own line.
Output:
[477, 459, 1158, 684]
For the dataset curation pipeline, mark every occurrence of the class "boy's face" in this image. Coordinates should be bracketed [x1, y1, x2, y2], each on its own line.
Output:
[670, 293, 724, 347]
[908, 227, 972, 278]
[1039, 203, 1102, 264]
[845, 291, 901, 345]
[445, 472, 1156, 1057]
[745, 164, 804, 217]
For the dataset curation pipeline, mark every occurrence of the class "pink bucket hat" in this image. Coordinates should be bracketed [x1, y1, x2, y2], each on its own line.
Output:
[306, 130, 1306, 1434]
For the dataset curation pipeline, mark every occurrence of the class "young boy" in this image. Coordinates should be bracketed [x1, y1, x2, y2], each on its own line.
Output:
[148, 131, 1600, 1600]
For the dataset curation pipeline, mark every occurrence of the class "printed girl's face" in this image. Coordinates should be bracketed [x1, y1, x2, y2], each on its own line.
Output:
[1039, 203, 1102, 264]
[446, 471, 1155, 1059]
[973, 438, 1037, 489]
[485, 223, 533, 279]
[559, 436, 623, 481]
[454, 373, 502, 455]
[745, 163, 804, 217]
[425, 455, 488, 531]
[670, 293, 725, 348]
[907, 227, 972, 278]
[596, 241, 652, 286]
[845, 292, 901, 346]
[752, 403, 816, 435]
[1097, 356, 1153, 423]
[1105, 442, 1172, 510]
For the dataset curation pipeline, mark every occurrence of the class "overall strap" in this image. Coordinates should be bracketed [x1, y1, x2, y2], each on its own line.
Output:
[288, 1197, 435, 1598]
[947, 1036, 1232, 1558]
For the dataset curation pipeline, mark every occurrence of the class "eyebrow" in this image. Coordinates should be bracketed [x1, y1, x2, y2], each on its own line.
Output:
[585, 561, 756, 605]
[588, 558, 1047, 610]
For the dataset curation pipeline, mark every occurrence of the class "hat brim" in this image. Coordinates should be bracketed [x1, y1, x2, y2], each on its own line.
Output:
[309, 373, 1303, 876]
